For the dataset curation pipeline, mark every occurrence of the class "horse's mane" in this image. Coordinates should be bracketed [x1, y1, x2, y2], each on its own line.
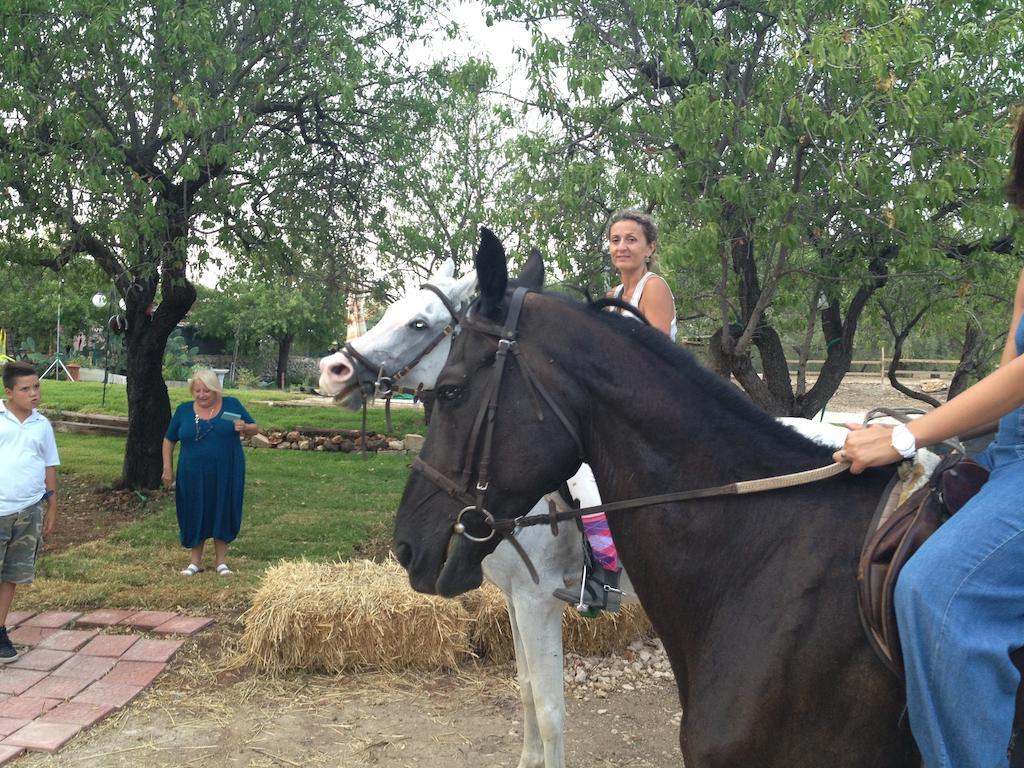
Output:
[540, 290, 830, 458]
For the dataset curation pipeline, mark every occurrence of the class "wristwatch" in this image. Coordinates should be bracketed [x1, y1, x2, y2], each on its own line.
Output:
[891, 423, 917, 459]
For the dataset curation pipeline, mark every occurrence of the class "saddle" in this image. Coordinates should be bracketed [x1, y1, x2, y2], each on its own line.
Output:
[858, 450, 990, 678]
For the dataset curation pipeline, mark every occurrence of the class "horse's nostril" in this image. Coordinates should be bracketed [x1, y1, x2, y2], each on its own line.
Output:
[330, 365, 346, 376]
[393, 542, 412, 569]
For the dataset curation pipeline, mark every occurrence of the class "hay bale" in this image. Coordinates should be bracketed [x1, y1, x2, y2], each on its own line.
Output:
[234, 559, 474, 674]
[234, 559, 655, 675]
[563, 603, 654, 656]
[465, 582, 654, 663]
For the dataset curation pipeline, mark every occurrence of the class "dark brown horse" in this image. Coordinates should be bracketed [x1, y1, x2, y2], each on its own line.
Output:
[393, 229, 918, 767]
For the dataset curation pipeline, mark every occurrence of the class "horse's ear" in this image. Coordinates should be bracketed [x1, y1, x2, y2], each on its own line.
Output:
[519, 248, 544, 290]
[452, 270, 478, 308]
[432, 257, 456, 281]
[475, 227, 508, 318]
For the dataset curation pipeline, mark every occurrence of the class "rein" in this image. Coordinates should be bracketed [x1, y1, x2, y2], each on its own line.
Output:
[411, 287, 852, 580]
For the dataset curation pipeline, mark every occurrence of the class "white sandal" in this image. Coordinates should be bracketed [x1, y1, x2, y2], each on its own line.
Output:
[216, 563, 234, 577]
[180, 564, 203, 576]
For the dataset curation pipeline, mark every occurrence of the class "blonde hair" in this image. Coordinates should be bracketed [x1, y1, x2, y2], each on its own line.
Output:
[190, 368, 223, 394]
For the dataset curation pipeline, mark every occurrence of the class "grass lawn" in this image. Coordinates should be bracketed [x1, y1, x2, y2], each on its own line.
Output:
[28, 429, 413, 615]
[39, 379, 429, 435]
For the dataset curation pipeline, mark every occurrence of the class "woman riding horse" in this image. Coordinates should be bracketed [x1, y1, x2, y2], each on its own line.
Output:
[836, 114, 1024, 768]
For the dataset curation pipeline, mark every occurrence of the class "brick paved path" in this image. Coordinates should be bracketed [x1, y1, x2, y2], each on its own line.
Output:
[0, 609, 213, 762]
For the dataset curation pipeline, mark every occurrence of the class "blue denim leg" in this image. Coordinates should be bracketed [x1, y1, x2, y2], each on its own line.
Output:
[895, 452, 1024, 768]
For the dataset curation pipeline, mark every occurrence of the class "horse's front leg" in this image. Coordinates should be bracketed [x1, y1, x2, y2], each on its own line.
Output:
[508, 586, 568, 768]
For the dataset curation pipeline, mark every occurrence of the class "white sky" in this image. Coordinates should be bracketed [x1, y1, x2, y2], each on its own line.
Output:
[193, 2, 547, 289]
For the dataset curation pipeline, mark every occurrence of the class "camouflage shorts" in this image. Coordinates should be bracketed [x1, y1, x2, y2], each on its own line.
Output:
[0, 499, 44, 584]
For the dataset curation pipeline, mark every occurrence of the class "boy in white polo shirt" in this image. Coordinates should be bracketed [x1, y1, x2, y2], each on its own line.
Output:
[0, 362, 59, 662]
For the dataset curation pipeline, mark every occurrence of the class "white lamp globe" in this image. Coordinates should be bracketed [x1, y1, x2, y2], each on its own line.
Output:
[91, 292, 107, 308]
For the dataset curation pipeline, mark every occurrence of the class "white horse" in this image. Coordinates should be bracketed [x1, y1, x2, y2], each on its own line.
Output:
[320, 257, 621, 768]
[318, 258, 847, 768]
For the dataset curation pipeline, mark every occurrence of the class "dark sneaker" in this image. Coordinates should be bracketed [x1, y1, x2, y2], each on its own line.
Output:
[553, 567, 622, 615]
[0, 626, 18, 663]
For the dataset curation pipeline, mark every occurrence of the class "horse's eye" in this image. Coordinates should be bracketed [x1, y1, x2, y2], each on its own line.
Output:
[437, 385, 462, 402]
[409, 319, 428, 331]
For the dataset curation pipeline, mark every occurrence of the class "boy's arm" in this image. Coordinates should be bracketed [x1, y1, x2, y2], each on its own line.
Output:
[43, 465, 57, 535]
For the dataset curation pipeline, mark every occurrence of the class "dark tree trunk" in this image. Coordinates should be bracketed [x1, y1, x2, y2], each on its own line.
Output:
[949, 321, 986, 400]
[276, 333, 294, 389]
[117, 244, 197, 490]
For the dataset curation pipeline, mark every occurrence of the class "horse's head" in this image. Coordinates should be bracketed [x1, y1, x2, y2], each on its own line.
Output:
[393, 228, 585, 596]
[317, 258, 477, 406]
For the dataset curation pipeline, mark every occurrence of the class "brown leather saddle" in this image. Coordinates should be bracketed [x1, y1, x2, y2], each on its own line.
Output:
[857, 450, 990, 677]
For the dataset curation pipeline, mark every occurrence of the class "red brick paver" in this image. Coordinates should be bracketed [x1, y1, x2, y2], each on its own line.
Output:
[119, 611, 178, 630]
[0, 670, 47, 696]
[20, 612, 81, 629]
[4, 720, 83, 752]
[9, 649, 74, 672]
[76, 609, 137, 628]
[40, 701, 116, 728]
[22, 676, 90, 702]
[79, 634, 137, 658]
[0, 744, 24, 764]
[102, 660, 165, 688]
[72, 681, 144, 709]
[49, 654, 116, 682]
[153, 615, 214, 635]
[0, 719, 29, 737]
[121, 638, 184, 663]
[8, 626, 58, 646]
[3, 613, 34, 629]
[37, 630, 97, 652]
[0, 697, 56, 720]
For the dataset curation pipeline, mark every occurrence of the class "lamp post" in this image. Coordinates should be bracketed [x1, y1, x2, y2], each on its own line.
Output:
[91, 292, 112, 406]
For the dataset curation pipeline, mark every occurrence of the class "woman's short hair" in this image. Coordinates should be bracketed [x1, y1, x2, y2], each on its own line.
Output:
[190, 368, 223, 394]
[606, 208, 658, 244]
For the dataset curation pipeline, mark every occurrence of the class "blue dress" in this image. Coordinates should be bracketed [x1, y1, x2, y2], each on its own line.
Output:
[165, 396, 254, 548]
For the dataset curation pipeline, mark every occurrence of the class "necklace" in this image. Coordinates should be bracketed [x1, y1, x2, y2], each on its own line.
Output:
[194, 401, 218, 441]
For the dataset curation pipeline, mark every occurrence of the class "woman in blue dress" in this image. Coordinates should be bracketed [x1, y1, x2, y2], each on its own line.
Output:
[836, 115, 1024, 767]
[162, 368, 259, 576]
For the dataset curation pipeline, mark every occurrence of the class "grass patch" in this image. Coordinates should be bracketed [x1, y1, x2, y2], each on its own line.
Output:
[39, 379, 428, 435]
[28, 432, 411, 613]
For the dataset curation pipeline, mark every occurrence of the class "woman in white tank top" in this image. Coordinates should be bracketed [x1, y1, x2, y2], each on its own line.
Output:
[553, 209, 678, 614]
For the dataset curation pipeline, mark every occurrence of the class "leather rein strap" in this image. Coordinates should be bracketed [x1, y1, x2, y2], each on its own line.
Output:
[411, 286, 850, 551]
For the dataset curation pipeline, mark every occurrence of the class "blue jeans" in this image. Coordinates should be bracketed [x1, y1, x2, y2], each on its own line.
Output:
[895, 428, 1024, 768]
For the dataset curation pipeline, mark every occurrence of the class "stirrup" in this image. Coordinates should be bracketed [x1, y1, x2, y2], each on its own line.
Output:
[552, 562, 622, 615]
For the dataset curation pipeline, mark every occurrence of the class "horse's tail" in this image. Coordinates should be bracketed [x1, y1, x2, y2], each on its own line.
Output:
[1007, 107, 1024, 212]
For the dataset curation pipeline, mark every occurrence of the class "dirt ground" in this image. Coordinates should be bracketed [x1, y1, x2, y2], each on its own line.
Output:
[26, 379, 928, 767]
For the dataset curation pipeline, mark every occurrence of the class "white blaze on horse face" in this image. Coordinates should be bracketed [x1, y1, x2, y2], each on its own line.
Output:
[316, 259, 476, 397]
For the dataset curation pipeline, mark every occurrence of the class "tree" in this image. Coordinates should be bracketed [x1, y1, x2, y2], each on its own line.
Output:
[488, 0, 1024, 414]
[0, 0, 444, 487]
[188, 276, 342, 388]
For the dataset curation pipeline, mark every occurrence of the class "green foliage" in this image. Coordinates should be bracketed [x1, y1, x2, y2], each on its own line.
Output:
[161, 330, 198, 382]
[484, 0, 1024, 411]
[233, 367, 259, 389]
